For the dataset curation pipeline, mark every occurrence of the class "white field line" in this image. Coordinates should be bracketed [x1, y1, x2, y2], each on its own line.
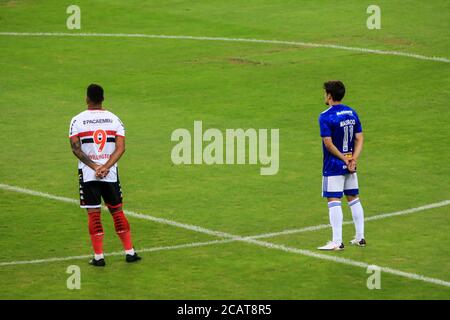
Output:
[1, 183, 449, 288]
[2, 183, 448, 240]
[243, 238, 450, 288]
[0, 184, 239, 239]
[247, 200, 450, 240]
[0, 239, 234, 267]
[0, 32, 449, 63]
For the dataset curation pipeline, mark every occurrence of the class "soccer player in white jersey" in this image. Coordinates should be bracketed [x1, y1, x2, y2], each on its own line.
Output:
[69, 84, 140, 266]
[317, 81, 366, 251]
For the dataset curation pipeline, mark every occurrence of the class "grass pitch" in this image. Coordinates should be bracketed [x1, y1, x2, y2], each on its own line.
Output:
[0, 0, 449, 299]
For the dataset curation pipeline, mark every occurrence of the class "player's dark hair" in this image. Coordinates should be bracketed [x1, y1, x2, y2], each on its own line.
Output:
[323, 81, 345, 101]
[87, 84, 104, 104]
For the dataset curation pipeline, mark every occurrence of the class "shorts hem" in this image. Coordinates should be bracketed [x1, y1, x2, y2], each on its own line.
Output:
[344, 189, 359, 196]
[80, 204, 102, 209]
[322, 191, 343, 198]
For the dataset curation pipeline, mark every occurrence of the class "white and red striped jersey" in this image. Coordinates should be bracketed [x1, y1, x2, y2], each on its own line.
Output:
[69, 109, 125, 182]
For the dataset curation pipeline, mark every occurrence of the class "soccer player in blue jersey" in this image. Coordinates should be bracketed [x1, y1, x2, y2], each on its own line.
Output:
[317, 81, 366, 250]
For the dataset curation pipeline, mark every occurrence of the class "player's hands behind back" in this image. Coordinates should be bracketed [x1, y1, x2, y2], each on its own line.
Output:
[95, 165, 110, 179]
[347, 158, 357, 173]
[343, 156, 357, 173]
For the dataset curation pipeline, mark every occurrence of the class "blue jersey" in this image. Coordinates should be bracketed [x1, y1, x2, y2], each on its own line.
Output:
[319, 104, 362, 176]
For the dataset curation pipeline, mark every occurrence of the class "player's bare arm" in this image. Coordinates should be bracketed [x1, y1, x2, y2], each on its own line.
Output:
[322, 137, 353, 164]
[344, 132, 363, 172]
[351, 132, 364, 162]
[70, 136, 99, 171]
[97, 136, 126, 177]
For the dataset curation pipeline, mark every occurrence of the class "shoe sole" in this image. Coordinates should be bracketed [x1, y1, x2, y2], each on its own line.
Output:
[89, 263, 105, 267]
[317, 247, 344, 251]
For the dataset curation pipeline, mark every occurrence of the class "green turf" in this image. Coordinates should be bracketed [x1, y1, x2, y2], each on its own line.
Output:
[0, 0, 449, 299]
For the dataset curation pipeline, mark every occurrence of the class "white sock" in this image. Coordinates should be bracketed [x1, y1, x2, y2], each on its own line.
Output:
[349, 198, 365, 240]
[125, 248, 135, 256]
[94, 253, 104, 261]
[328, 201, 343, 244]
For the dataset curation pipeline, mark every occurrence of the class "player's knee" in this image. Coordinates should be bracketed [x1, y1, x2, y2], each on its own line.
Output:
[346, 195, 359, 202]
[87, 208, 101, 214]
[108, 205, 123, 214]
[112, 211, 130, 233]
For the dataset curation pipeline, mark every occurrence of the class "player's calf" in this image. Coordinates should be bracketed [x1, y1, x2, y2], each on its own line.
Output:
[88, 210, 105, 265]
[112, 210, 141, 262]
[347, 196, 365, 245]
